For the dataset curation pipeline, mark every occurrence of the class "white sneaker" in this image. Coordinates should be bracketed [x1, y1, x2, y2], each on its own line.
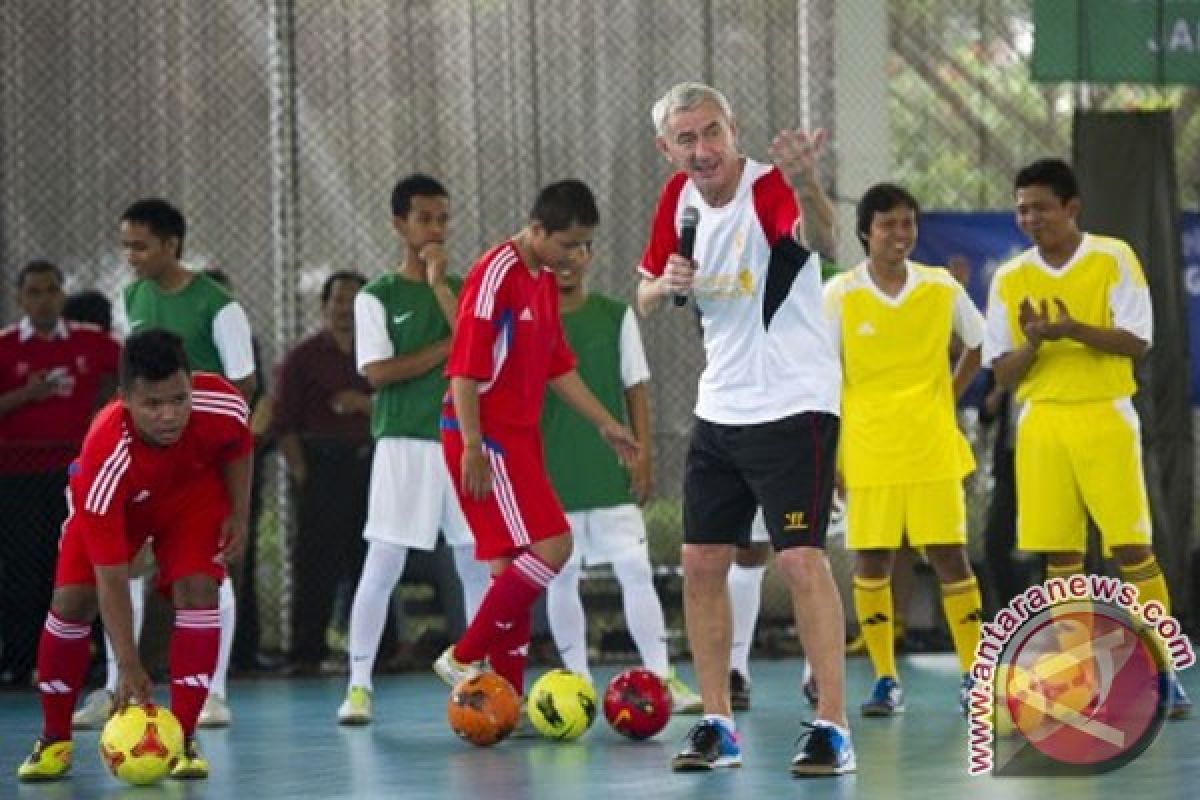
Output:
[197, 693, 232, 728]
[71, 688, 114, 730]
[433, 646, 486, 687]
[665, 671, 704, 715]
[337, 686, 373, 726]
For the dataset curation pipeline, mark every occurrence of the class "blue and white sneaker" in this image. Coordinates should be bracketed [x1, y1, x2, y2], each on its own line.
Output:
[791, 721, 856, 776]
[861, 675, 904, 717]
[1169, 677, 1193, 720]
[670, 719, 742, 771]
[959, 673, 974, 717]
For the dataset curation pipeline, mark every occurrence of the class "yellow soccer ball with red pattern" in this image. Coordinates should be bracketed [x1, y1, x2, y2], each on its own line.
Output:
[99, 703, 183, 785]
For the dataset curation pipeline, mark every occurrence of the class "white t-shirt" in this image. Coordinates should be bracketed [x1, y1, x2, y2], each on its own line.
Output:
[639, 158, 840, 424]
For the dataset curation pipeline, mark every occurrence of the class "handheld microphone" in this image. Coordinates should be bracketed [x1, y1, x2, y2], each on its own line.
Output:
[673, 206, 699, 308]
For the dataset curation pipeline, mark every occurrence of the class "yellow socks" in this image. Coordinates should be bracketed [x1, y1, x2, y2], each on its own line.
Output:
[1120, 555, 1170, 614]
[940, 576, 983, 673]
[854, 575, 897, 679]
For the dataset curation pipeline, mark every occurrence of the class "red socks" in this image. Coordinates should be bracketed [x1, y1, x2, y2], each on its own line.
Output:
[454, 552, 556, 695]
[37, 611, 93, 741]
[169, 608, 220, 738]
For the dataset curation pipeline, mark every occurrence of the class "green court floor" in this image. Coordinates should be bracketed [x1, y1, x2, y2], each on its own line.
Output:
[2, 655, 1195, 799]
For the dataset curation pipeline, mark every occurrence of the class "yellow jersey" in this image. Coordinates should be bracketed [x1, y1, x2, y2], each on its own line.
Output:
[824, 261, 984, 488]
[982, 234, 1152, 404]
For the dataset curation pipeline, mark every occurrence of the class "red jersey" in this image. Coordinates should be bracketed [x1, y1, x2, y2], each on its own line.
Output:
[0, 319, 121, 474]
[67, 372, 253, 566]
[444, 241, 576, 429]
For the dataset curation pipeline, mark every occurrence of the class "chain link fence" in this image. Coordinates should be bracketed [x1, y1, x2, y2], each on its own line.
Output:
[2, 0, 1196, 678]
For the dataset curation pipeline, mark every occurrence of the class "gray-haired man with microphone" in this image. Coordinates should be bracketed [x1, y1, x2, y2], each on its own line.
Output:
[636, 81, 852, 776]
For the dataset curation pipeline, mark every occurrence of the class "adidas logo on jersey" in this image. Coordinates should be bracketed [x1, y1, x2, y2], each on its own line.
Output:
[856, 321, 876, 336]
[132, 489, 151, 503]
[519, 308, 534, 321]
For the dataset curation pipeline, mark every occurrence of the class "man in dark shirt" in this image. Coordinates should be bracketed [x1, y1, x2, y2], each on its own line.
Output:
[274, 271, 374, 672]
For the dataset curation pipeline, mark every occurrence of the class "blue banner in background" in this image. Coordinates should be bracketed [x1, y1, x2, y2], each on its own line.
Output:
[914, 211, 1200, 404]
[913, 211, 1026, 308]
[1182, 211, 1200, 404]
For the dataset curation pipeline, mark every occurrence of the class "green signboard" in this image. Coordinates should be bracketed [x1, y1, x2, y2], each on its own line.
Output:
[1033, 0, 1200, 84]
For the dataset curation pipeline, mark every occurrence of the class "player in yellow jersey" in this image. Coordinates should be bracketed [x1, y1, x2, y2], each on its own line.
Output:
[825, 183, 985, 717]
[983, 158, 1190, 718]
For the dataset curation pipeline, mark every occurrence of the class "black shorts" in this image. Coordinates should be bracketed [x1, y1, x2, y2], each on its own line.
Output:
[682, 412, 839, 551]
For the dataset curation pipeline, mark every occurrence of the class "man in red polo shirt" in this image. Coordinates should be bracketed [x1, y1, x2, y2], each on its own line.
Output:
[0, 261, 119, 688]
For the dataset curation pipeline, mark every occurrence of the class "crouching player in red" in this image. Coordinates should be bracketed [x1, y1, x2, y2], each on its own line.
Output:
[17, 329, 252, 782]
[434, 180, 640, 704]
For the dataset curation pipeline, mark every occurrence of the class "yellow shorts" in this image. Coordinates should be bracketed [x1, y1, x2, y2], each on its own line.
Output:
[1015, 399, 1151, 553]
[845, 479, 967, 550]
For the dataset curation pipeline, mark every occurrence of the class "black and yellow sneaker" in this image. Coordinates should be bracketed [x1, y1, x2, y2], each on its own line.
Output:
[170, 737, 209, 780]
[16, 738, 73, 782]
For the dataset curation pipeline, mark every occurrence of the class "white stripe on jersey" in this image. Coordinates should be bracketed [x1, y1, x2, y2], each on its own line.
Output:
[193, 389, 249, 415]
[475, 248, 517, 320]
[85, 432, 132, 514]
[485, 449, 531, 549]
[192, 400, 249, 426]
[477, 320, 511, 396]
[193, 391, 249, 422]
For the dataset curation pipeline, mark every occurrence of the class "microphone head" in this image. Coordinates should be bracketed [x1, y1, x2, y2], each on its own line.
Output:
[681, 206, 700, 228]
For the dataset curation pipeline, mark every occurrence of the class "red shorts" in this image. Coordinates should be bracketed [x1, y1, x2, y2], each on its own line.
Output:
[55, 476, 228, 595]
[441, 423, 569, 560]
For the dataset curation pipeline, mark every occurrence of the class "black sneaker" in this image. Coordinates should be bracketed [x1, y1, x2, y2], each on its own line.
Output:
[730, 670, 751, 712]
[791, 721, 856, 777]
[670, 719, 742, 771]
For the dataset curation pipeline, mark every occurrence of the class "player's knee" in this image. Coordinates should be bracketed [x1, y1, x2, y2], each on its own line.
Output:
[776, 545, 831, 590]
[50, 586, 98, 623]
[681, 544, 734, 584]
[171, 574, 220, 609]
[854, 549, 894, 580]
[532, 533, 574, 571]
[611, 551, 653, 587]
[550, 558, 582, 588]
[924, 545, 972, 582]
[1111, 544, 1155, 568]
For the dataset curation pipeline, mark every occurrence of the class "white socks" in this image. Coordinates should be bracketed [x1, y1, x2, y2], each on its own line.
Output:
[546, 557, 591, 681]
[611, 551, 669, 677]
[450, 544, 489, 623]
[347, 541, 410, 690]
[546, 550, 672, 683]
[728, 564, 766, 677]
[103, 576, 147, 694]
[210, 577, 236, 698]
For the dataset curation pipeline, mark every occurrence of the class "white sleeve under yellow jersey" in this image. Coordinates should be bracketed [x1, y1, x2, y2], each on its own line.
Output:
[824, 261, 983, 488]
[982, 233, 1152, 404]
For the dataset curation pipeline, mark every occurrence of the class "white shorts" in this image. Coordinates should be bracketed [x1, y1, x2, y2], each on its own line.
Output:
[565, 505, 648, 567]
[363, 438, 472, 550]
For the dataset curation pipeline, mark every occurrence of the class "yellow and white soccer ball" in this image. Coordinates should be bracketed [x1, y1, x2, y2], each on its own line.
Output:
[99, 703, 184, 785]
[526, 669, 597, 741]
